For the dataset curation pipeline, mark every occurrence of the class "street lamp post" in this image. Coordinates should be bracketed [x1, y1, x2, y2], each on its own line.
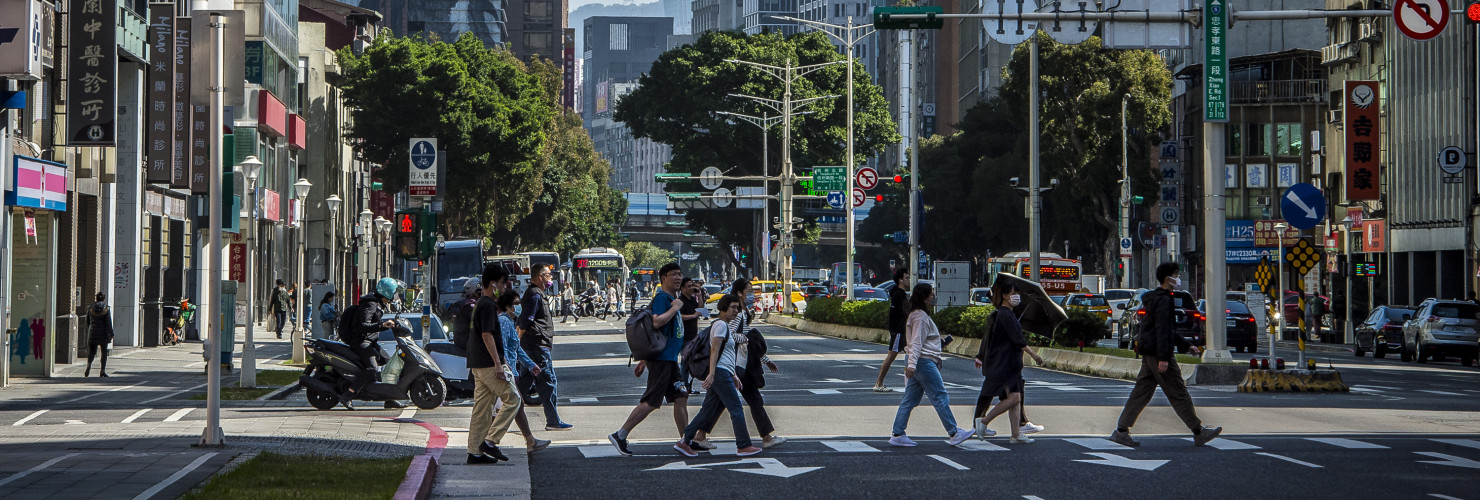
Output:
[239, 156, 262, 388]
[1274, 222, 1288, 364]
[773, 15, 875, 301]
[1120, 94, 1132, 289]
[725, 57, 844, 313]
[376, 217, 391, 285]
[292, 178, 312, 364]
[359, 209, 373, 291]
[716, 110, 783, 282]
[326, 194, 343, 315]
[1342, 215, 1355, 345]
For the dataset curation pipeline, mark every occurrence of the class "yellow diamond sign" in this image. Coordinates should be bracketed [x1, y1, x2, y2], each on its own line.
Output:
[1284, 238, 1322, 276]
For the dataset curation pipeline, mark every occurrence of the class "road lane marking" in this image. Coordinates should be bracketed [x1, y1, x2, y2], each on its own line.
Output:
[1417, 390, 1465, 396]
[131, 452, 219, 500]
[569, 397, 599, 403]
[397, 409, 417, 419]
[1431, 439, 1480, 451]
[956, 441, 1010, 451]
[1045, 386, 1090, 391]
[1255, 452, 1322, 468]
[1416, 452, 1480, 470]
[928, 454, 970, 470]
[1063, 438, 1132, 450]
[164, 408, 193, 422]
[0, 453, 79, 487]
[821, 441, 881, 453]
[1180, 437, 1260, 450]
[807, 389, 841, 395]
[1430, 494, 1464, 500]
[12, 409, 48, 426]
[140, 382, 209, 404]
[121, 409, 152, 424]
[578, 445, 625, 458]
[1306, 437, 1387, 449]
[59, 381, 148, 404]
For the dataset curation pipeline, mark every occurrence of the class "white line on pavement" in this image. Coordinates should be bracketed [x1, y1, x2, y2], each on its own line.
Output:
[1417, 390, 1466, 396]
[121, 409, 152, 424]
[1306, 437, 1388, 449]
[1023, 496, 1047, 500]
[59, 381, 149, 405]
[568, 397, 599, 403]
[1063, 438, 1132, 451]
[163, 408, 193, 422]
[928, 454, 970, 470]
[1255, 452, 1322, 468]
[139, 382, 208, 404]
[1431, 439, 1480, 451]
[807, 389, 841, 395]
[821, 441, 881, 453]
[185, 362, 205, 369]
[1180, 437, 1260, 450]
[1430, 494, 1464, 500]
[955, 441, 1010, 452]
[398, 409, 417, 419]
[0, 453, 79, 487]
[12, 409, 48, 426]
[131, 452, 219, 500]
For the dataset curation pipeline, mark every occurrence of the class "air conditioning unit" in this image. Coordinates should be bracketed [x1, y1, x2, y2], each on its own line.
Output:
[1359, 23, 1381, 42]
[1253, 196, 1272, 206]
[1327, 109, 1342, 123]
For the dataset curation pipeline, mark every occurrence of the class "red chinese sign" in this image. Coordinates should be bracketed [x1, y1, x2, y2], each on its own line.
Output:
[229, 242, 246, 282]
[1252, 219, 1299, 248]
[261, 189, 280, 221]
[1361, 219, 1386, 253]
[1344, 81, 1380, 200]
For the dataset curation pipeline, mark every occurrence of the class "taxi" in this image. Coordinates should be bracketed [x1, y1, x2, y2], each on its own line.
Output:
[1064, 293, 1113, 323]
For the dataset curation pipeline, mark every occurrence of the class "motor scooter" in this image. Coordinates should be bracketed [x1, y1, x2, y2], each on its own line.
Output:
[300, 319, 448, 410]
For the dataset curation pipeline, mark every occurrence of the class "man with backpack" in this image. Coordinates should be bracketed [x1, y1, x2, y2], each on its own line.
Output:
[608, 263, 689, 456]
[271, 279, 290, 339]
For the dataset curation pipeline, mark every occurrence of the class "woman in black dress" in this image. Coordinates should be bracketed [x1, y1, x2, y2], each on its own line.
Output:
[972, 281, 1044, 443]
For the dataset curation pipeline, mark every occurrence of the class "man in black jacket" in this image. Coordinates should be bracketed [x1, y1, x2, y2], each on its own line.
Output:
[518, 264, 572, 430]
[1111, 262, 1222, 447]
[341, 278, 400, 410]
[873, 269, 910, 392]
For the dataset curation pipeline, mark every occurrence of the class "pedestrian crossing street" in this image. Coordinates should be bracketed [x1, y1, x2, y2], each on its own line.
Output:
[568, 435, 1480, 472]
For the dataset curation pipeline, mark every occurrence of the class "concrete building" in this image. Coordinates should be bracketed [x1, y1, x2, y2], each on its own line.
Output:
[663, 0, 694, 34]
[691, 0, 743, 34]
[742, 0, 798, 36]
[344, 0, 508, 46]
[582, 17, 674, 193]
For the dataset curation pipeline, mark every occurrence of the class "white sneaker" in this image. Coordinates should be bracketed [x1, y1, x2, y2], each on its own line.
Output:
[762, 436, 789, 449]
[1009, 436, 1035, 444]
[690, 439, 717, 451]
[947, 427, 975, 446]
[888, 435, 918, 447]
[1020, 422, 1045, 435]
[974, 418, 996, 440]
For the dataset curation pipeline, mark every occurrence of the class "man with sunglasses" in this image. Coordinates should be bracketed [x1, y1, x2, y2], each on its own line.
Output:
[519, 263, 573, 430]
[608, 263, 689, 455]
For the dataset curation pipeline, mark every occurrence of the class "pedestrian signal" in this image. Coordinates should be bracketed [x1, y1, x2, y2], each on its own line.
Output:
[397, 213, 417, 234]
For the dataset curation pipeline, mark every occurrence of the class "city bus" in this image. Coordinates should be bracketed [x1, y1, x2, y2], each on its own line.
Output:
[436, 239, 484, 313]
[485, 254, 532, 295]
[571, 247, 630, 295]
[984, 252, 1083, 296]
[631, 267, 657, 293]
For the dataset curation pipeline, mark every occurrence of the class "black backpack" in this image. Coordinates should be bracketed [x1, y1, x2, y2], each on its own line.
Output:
[337, 303, 364, 343]
[683, 321, 724, 381]
[625, 307, 667, 361]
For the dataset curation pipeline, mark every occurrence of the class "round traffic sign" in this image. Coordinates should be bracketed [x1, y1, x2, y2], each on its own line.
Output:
[826, 191, 845, 209]
[1280, 182, 1327, 230]
[713, 187, 733, 207]
[856, 167, 878, 190]
[1393, 0, 1449, 41]
[1159, 207, 1179, 225]
[700, 166, 723, 190]
[1119, 238, 1132, 250]
[982, 0, 1039, 45]
[852, 188, 866, 208]
[1438, 146, 1466, 175]
[410, 140, 437, 169]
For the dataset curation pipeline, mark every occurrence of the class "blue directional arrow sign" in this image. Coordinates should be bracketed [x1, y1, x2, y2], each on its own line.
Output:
[1280, 182, 1325, 230]
[826, 191, 845, 209]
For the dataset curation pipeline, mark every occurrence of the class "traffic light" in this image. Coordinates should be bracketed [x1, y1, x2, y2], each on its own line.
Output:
[1130, 195, 1145, 205]
[397, 212, 417, 234]
[1115, 261, 1125, 277]
[873, 5, 944, 30]
[890, 173, 909, 183]
[1467, 1, 1480, 23]
[875, 193, 903, 202]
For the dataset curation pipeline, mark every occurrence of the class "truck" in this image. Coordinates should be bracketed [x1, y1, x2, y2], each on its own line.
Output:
[1079, 274, 1106, 294]
[436, 239, 485, 314]
[792, 268, 828, 283]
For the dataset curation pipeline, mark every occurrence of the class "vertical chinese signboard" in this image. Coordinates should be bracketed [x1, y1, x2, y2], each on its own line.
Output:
[145, 3, 174, 183]
[1344, 80, 1380, 200]
[1202, 0, 1228, 122]
[67, 0, 119, 145]
[172, 18, 192, 189]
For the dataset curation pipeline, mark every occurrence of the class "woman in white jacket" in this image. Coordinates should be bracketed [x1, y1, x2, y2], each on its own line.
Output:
[888, 283, 975, 447]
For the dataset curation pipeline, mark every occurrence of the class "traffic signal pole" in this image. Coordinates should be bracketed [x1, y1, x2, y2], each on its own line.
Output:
[1028, 37, 1041, 282]
[1121, 95, 1132, 289]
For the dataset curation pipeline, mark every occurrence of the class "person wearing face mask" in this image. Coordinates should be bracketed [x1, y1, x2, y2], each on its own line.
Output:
[888, 283, 976, 448]
[971, 281, 1045, 443]
[1110, 262, 1223, 448]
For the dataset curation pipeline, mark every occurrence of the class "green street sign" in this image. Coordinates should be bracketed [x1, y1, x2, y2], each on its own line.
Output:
[812, 166, 847, 191]
[873, 6, 944, 30]
[1203, 0, 1229, 122]
[668, 193, 703, 199]
[655, 173, 692, 182]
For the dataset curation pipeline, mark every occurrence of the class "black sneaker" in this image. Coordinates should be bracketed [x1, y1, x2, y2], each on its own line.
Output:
[1193, 426, 1223, 446]
[466, 453, 498, 465]
[479, 441, 509, 461]
[1109, 429, 1141, 447]
[608, 432, 633, 456]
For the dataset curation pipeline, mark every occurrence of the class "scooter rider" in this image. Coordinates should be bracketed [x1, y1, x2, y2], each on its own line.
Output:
[341, 277, 401, 410]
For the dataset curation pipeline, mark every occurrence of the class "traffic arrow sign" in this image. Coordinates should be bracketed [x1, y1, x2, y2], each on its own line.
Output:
[1072, 453, 1170, 471]
[1280, 183, 1325, 230]
[646, 458, 824, 478]
[1416, 452, 1480, 470]
[826, 191, 845, 209]
[856, 166, 878, 190]
[852, 188, 866, 208]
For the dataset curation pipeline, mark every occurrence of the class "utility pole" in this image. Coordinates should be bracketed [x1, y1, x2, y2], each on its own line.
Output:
[1028, 36, 1041, 281]
[1121, 94, 1132, 289]
[199, 11, 225, 447]
[901, 30, 918, 282]
[715, 110, 785, 283]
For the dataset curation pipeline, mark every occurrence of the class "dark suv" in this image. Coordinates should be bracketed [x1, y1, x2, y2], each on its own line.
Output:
[1118, 290, 1206, 353]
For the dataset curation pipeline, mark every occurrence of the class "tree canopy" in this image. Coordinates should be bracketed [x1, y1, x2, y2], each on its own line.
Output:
[615, 30, 900, 270]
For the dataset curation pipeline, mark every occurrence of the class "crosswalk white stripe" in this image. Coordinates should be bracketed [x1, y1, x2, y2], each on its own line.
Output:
[1417, 390, 1466, 396]
[1431, 439, 1480, 451]
[807, 389, 841, 395]
[0, 453, 79, 487]
[1181, 437, 1260, 450]
[1306, 437, 1388, 449]
[131, 453, 218, 500]
[59, 381, 148, 404]
[1063, 438, 1132, 450]
[121, 409, 152, 424]
[928, 454, 970, 470]
[163, 408, 193, 422]
[578, 445, 625, 458]
[12, 409, 48, 426]
[397, 409, 417, 420]
[1255, 452, 1323, 468]
[955, 440, 1010, 451]
[821, 441, 882, 453]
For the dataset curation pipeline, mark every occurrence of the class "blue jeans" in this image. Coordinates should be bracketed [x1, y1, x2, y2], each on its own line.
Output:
[892, 358, 958, 437]
[274, 310, 287, 335]
[517, 347, 562, 425]
[683, 367, 752, 448]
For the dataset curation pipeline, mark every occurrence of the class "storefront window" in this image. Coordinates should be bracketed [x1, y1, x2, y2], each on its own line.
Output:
[9, 212, 56, 376]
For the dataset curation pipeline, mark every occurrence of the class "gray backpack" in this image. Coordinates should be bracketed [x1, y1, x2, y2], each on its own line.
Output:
[625, 307, 667, 361]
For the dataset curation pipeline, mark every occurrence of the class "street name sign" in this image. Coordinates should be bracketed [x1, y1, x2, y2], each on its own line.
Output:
[409, 138, 437, 196]
[1281, 183, 1325, 230]
[1203, 0, 1229, 122]
[813, 166, 847, 191]
[1393, 0, 1449, 41]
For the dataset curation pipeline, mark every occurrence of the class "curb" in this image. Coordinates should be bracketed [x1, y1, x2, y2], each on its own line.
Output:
[1237, 368, 1350, 392]
[393, 418, 448, 500]
[257, 382, 301, 401]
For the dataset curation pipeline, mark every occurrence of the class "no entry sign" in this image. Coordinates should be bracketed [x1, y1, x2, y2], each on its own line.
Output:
[1394, 0, 1449, 41]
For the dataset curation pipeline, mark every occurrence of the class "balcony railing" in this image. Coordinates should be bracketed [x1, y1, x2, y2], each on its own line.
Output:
[1230, 79, 1328, 105]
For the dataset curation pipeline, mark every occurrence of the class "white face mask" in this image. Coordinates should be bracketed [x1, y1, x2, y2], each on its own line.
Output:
[1171, 277, 1182, 288]
[1008, 295, 1021, 308]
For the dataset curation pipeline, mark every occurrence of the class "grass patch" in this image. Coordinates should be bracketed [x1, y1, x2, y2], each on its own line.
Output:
[187, 369, 303, 400]
[254, 369, 302, 386]
[1050, 346, 1202, 365]
[181, 452, 411, 500]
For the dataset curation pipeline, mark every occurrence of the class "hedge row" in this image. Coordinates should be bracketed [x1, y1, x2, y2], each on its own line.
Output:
[801, 298, 1108, 350]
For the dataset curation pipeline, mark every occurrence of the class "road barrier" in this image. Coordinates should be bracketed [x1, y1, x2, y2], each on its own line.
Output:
[1237, 368, 1349, 393]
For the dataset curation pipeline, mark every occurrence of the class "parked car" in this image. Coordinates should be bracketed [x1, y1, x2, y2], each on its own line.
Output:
[1354, 305, 1414, 358]
[1104, 288, 1139, 324]
[1051, 295, 1068, 307]
[1197, 300, 1259, 353]
[1116, 290, 1205, 352]
[969, 287, 993, 306]
[1401, 299, 1480, 365]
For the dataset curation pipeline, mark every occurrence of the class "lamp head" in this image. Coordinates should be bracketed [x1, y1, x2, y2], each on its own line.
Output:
[326, 194, 342, 213]
[241, 156, 263, 182]
[294, 178, 313, 202]
[1341, 215, 1355, 230]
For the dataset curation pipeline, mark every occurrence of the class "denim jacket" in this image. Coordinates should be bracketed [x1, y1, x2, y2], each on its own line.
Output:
[500, 313, 536, 373]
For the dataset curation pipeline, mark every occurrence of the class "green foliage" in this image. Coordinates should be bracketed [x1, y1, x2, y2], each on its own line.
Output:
[622, 242, 676, 271]
[1054, 308, 1109, 350]
[493, 111, 627, 255]
[616, 30, 900, 269]
[932, 305, 997, 339]
[803, 297, 888, 329]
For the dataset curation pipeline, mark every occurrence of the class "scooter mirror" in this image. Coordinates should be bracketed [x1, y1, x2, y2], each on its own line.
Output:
[390, 318, 415, 337]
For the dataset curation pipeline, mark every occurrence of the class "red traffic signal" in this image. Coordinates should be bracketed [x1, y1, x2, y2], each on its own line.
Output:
[892, 175, 904, 183]
[875, 194, 884, 202]
[1469, 2, 1480, 23]
[397, 213, 417, 233]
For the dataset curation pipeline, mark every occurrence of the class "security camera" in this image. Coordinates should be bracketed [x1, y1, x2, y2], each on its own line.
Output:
[1009, 177, 1020, 187]
[1050, 178, 1060, 188]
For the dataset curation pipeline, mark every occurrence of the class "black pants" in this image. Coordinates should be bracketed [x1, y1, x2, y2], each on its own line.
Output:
[973, 385, 1028, 423]
[274, 310, 287, 335]
[698, 377, 774, 438]
[86, 343, 109, 372]
[349, 341, 380, 394]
